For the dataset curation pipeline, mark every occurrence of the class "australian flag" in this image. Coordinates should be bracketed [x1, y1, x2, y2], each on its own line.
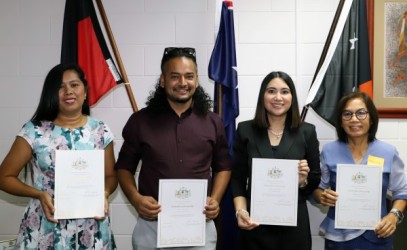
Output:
[208, 1, 239, 249]
[209, 0, 239, 154]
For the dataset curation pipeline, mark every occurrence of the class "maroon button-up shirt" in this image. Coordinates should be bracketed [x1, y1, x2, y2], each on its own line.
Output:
[115, 106, 232, 200]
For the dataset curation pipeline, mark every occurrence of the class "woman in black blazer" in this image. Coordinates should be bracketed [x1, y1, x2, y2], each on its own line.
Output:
[231, 71, 321, 250]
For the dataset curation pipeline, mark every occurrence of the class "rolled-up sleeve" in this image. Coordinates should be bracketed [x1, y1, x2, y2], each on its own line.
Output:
[389, 152, 407, 200]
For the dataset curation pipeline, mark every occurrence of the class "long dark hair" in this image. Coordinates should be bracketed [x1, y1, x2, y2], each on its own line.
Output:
[253, 71, 301, 129]
[335, 92, 378, 143]
[25, 63, 90, 181]
[31, 63, 90, 121]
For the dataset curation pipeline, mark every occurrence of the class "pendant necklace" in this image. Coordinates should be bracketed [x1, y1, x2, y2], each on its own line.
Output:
[268, 129, 284, 139]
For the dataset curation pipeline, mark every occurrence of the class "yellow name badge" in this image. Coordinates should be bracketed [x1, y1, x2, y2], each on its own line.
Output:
[367, 155, 385, 167]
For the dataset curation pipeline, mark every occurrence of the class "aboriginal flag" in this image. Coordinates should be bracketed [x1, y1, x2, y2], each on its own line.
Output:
[61, 0, 122, 106]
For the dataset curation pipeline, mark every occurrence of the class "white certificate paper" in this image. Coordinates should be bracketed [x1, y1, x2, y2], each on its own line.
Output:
[157, 179, 207, 248]
[54, 150, 104, 219]
[250, 158, 298, 226]
[335, 164, 382, 229]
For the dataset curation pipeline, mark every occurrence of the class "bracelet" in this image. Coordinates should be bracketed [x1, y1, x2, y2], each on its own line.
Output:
[235, 208, 248, 218]
[299, 178, 308, 188]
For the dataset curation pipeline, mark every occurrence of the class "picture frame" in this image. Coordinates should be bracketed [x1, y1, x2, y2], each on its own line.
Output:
[373, 0, 407, 118]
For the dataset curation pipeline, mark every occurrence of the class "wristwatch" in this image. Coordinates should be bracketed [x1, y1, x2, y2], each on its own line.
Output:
[390, 208, 404, 225]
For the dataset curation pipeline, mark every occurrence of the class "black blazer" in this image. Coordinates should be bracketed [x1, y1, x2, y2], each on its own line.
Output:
[230, 120, 321, 207]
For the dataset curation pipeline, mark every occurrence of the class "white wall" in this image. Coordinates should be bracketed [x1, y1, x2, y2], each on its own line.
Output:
[1, 0, 407, 249]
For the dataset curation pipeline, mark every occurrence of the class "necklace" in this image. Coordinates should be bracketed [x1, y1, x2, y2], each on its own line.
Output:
[268, 129, 284, 139]
[54, 114, 86, 129]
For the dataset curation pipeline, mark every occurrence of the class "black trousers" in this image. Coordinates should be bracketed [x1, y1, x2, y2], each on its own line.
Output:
[237, 202, 311, 250]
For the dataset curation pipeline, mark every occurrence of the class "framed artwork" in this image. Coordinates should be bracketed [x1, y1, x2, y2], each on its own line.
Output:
[373, 0, 407, 118]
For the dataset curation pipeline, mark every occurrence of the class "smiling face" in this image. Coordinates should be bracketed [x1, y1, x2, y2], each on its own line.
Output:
[341, 97, 371, 140]
[263, 77, 292, 118]
[160, 56, 198, 109]
[58, 69, 87, 116]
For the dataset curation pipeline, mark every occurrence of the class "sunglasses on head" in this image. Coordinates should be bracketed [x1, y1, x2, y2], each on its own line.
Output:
[163, 47, 196, 58]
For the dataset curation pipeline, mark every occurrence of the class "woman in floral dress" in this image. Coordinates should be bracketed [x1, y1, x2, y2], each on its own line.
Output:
[0, 63, 117, 249]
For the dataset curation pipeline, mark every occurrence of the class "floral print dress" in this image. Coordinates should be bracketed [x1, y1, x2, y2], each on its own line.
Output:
[14, 117, 117, 250]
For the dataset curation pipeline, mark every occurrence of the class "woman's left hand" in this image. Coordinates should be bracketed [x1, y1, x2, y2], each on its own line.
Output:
[374, 213, 398, 238]
[298, 159, 309, 187]
[38, 191, 58, 223]
[95, 191, 110, 220]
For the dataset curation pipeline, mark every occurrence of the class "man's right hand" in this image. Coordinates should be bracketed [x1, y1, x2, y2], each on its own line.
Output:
[134, 195, 161, 220]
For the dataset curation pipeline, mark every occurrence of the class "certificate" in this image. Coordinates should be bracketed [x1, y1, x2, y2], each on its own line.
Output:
[335, 164, 382, 229]
[54, 150, 104, 219]
[250, 158, 298, 226]
[157, 179, 207, 248]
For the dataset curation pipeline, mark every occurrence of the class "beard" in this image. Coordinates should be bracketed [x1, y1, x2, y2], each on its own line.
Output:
[168, 94, 193, 104]
[166, 87, 195, 104]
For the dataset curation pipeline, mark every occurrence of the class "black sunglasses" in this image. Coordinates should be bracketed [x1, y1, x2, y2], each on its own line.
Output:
[163, 47, 196, 58]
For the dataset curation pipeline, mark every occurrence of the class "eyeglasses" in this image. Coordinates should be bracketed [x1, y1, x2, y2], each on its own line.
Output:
[342, 109, 369, 121]
[163, 47, 196, 58]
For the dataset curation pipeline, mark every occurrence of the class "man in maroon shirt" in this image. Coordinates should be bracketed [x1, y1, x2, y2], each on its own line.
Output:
[115, 47, 232, 249]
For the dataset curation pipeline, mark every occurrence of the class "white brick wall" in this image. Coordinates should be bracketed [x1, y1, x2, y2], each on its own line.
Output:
[1, 1, 406, 249]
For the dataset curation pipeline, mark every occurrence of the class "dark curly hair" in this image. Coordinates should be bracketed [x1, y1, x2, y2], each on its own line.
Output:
[147, 47, 213, 114]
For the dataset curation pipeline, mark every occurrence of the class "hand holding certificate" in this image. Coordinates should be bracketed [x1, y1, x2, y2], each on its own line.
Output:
[250, 158, 299, 226]
[157, 179, 207, 248]
[54, 150, 105, 219]
[335, 164, 383, 230]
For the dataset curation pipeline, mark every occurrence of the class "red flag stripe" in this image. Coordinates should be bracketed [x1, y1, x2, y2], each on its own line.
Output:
[78, 18, 117, 105]
[61, 0, 122, 106]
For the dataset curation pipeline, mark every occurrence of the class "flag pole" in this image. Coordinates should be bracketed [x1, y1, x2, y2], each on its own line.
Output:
[217, 83, 223, 115]
[95, 0, 138, 112]
[215, 0, 223, 116]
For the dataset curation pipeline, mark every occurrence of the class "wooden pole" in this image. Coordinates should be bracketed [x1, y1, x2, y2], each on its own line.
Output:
[95, 0, 138, 112]
[217, 84, 223, 116]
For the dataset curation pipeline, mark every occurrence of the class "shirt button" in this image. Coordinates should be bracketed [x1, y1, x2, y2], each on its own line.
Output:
[179, 159, 183, 163]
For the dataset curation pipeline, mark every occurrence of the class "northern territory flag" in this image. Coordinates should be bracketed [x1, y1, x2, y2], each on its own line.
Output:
[61, 0, 122, 106]
[303, 0, 372, 125]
